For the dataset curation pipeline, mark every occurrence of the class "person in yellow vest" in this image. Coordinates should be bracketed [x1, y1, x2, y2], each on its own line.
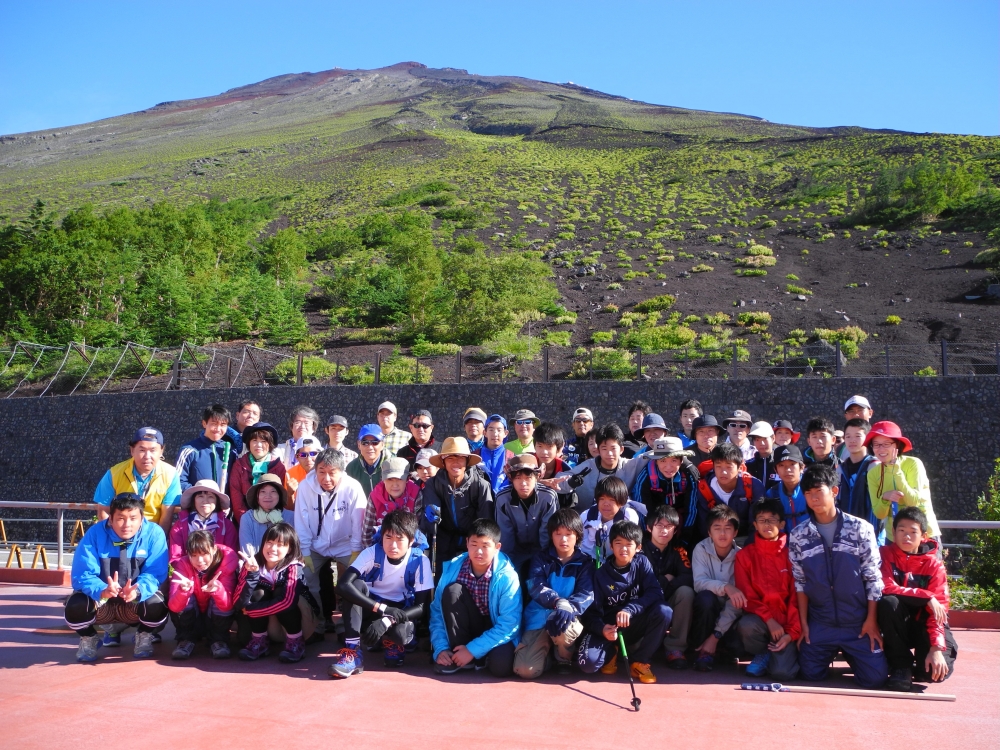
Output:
[94, 427, 181, 534]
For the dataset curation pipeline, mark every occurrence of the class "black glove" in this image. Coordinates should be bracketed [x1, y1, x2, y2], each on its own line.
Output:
[383, 606, 408, 624]
[545, 607, 576, 637]
[568, 466, 592, 488]
[362, 618, 389, 648]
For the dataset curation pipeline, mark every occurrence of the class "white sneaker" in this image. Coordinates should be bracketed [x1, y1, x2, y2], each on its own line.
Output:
[133, 631, 155, 659]
[77, 634, 101, 662]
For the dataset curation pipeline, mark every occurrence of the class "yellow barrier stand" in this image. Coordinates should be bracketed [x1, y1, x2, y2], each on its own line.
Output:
[5, 544, 23, 568]
[31, 545, 49, 570]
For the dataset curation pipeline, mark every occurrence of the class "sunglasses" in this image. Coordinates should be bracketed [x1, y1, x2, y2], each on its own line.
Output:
[360, 440, 381, 447]
[297, 451, 318, 458]
[411, 423, 432, 430]
[515, 419, 535, 425]
[728, 422, 750, 429]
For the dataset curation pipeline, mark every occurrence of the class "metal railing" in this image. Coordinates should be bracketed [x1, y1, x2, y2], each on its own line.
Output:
[0, 501, 101, 570]
[1, 338, 998, 396]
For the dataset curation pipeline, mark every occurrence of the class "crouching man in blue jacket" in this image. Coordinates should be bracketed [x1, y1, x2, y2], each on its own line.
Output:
[789, 464, 887, 688]
[65, 492, 169, 662]
[430, 518, 521, 678]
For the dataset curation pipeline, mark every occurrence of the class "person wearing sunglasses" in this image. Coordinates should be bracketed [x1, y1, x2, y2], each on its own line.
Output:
[345, 424, 391, 500]
[504, 409, 540, 455]
[396, 410, 438, 471]
[722, 410, 757, 464]
[285, 437, 323, 507]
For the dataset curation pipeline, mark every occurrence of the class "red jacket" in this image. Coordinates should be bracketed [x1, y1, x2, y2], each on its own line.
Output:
[228, 455, 286, 523]
[879, 540, 948, 651]
[734, 534, 801, 640]
[168, 545, 239, 615]
[168, 511, 239, 562]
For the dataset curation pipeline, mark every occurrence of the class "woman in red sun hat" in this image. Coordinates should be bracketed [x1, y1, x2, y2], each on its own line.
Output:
[864, 422, 940, 546]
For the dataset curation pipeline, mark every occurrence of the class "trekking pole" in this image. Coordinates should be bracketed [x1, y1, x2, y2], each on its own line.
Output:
[740, 682, 956, 702]
[431, 520, 439, 578]
[617, 632, 641, 712]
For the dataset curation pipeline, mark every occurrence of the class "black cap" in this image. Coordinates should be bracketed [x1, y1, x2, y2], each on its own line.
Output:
[774, 445, 804, 464]
[691, 414, 726, 435]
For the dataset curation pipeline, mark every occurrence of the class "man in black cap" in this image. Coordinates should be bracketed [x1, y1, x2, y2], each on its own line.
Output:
[690, 415, 726, 468]
[396, 409, 437, 470]
[723, 410, 756, 463]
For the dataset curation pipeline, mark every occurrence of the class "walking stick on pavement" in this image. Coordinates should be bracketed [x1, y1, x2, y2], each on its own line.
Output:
[740, 682, 956, 702]
[617, 632, 641, 712]
[432, 520, 438, 577]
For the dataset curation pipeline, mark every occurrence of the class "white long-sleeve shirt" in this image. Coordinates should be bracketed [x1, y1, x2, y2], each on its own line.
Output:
[293, 470, 367, 559]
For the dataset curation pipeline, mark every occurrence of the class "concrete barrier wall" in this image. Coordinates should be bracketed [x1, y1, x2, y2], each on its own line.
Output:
[1, 377, 997, 518]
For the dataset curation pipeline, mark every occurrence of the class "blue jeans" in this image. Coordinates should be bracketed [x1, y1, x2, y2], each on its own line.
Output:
[799, 620, 887, 688]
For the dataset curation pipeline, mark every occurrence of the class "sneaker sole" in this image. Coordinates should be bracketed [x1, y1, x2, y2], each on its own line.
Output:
[328, 667, 363, 678]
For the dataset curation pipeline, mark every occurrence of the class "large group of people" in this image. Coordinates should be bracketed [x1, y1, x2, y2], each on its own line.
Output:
[70, 395, 957, 693]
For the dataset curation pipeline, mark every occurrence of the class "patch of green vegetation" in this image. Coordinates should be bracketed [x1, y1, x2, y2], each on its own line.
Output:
[410, 337, 462, 357]
[736, 312, 772, 326]
[633, 294, 676, 313]
[480, 331, 543, 362]
[914, 366, 938, 377]
[786, 273, 799, 281]
[544, 331, 571, 346]
[885, 315, 902, 325]
[272, 355, 337, 383]
[569, 346, 636, 380]
[591, 331, 614, 344]
[691, 264, 714, 273]
[786, 284, 813, 295]
[813, 325, 868, 358]
[618, 322, 697, 353]
[705, 312, 731, 326]
[736, 268, 768, 276]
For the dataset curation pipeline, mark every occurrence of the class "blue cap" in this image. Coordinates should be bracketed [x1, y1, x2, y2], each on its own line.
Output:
[357, 423, 384, 442]
[487, 414, 508, 430]
[131, 427, 163, 446]
[636, 413, 667, 436]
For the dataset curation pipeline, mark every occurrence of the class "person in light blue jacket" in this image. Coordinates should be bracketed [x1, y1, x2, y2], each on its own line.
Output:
[65, 492, 169, 662]
[430, 518, 521, 677]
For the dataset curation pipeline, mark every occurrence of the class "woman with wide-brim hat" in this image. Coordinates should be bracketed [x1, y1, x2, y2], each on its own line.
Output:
[421, 437, 492, 565]
[170, 479, 238, 561]
[238, 473, 294, 553]
[864, 422, 940, 541]
[228, 422, 287, 524]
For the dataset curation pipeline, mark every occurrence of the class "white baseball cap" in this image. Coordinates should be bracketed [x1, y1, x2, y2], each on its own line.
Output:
[844, 395, 872, 411]
[748, 421, 774, 439]
[377, 401, 397, 415]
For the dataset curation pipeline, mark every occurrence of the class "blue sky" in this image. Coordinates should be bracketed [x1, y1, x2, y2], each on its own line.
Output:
[1, 0, 997, 136]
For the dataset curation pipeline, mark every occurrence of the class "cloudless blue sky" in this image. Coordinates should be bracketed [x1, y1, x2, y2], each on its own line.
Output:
[1, 0, 997, 136]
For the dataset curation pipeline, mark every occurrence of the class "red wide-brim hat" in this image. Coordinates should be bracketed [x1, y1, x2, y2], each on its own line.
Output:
[863, 421, 912, 452]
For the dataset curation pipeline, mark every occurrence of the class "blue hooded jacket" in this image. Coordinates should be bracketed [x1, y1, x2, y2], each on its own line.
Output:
[175, 434, 237, 492]
[71, 518, 169, 603]
[523, 546, 595, 631]
[765, 482, 811, 531]
[430, 551, 521, 660]
[477, 443, 512, 495]
[837, 455, 884, 543]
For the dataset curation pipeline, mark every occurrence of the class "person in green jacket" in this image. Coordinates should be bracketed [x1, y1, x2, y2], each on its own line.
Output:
[345, 424, 392, 499]
[865, 422, 940, 542]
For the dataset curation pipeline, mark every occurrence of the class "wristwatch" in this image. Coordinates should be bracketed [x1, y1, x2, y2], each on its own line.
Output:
[713, 629, 724, 640]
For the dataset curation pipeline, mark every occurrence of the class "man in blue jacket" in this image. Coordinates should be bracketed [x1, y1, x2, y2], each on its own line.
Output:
[789, 464, 887, 688]
[430, 518, 521, 677]
[65, 492, 169, 662]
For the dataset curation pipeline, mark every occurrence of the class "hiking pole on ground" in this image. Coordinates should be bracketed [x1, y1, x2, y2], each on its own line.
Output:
[617, 632, 641, 711]
[740, 682, 956, 702]
[431, 520, 439, 578]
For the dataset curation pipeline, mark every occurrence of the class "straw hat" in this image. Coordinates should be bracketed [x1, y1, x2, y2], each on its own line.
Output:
[180, 479, 231, 511]
[429, 437, 482, 468]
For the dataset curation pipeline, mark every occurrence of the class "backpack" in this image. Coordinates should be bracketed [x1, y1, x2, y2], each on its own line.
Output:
[698, 473, 754, 509]
[360, 543, 426, 607]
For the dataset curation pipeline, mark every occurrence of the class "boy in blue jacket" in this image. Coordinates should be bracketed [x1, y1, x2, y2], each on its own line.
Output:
[837, 418, 882, 542]
[175, 404, 237, 492]
[577, 520, 672, 684]
[765, 445, 810, 531]
[789, 464, 887, 688]
[430, 518, 521, 677]
[65, 492, 169, 662]
[513, 509, 595, 678]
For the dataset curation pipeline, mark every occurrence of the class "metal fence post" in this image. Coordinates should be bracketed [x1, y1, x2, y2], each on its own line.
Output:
[835, 341, 842, 377]
[885, 345, 890, 377]
[941, 340, 949, 376]
[783, 344, 788, 377]
[227, 358, 233, 388]
[296, 353, 304, 386]
[57, 507, 64, 570]
[170, 353, 180, 390]
[731, 344, 738, 378]
[374, 352, 382, 385]
[589, 349, 594, 380]
[635, 347, 642, 381]
[455, 350, 462, 383]
[543, 346, 549, 383]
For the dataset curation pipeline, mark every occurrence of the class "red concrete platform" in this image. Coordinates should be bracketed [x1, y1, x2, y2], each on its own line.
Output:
[2, 583, 997, 750]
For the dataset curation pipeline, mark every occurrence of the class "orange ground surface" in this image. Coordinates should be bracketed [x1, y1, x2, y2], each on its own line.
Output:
[2, 583, 997, 750]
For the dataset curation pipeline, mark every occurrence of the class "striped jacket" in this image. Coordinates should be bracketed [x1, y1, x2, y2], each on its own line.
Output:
[234, 559, 304, 618]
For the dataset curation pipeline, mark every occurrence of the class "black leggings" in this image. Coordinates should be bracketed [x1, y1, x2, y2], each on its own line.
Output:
[877, 595, 958, 679]
[248, 600, 302, 635]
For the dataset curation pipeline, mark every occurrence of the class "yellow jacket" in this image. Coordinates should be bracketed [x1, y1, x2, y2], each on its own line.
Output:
[866, 455, 939, 538]
[103, 458, 180, 523]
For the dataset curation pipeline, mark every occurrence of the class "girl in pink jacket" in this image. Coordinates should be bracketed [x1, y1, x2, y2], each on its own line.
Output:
[168, 529, 239, 659]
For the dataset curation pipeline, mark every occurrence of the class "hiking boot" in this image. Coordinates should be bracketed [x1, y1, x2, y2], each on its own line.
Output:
[101, 631, 121, 648]
[305, 631, 325, 646]
[133, 631, 156, 659]
[76, 634, 101, 663]
[171, 641, 196, 660]
[383, 639, 405, 668]
[210, 641, 231, 659]
[279, 633, 305, 663]
[151, 633, 162, 644]
[599, 653, 618, 675]
[631, 662, 656, 684]
[665, 649, 689, 670]
[328, 646, 364, 678]
[239, 633, 270, 661]
[404, 634, 418, 653]
[693, 653, 714, 672]
[887, 667, 913, 692]
[746, 652, 770, 677]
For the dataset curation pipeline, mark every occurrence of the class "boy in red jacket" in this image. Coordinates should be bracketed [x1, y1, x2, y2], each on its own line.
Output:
[877, 506, 958, 692]
[734, 498, 800, 680]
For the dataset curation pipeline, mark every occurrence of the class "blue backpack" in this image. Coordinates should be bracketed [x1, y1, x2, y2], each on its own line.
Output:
[360, 543, 426, 607]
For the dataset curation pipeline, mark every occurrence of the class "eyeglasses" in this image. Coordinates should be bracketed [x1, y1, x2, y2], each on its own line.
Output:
[515, 419, 534, 426]
[728, 422, 750, 429]
[298, 451, 318, 458]
[360, 440, 381, 447]
[411, 423, 432, 430]
[573, 418, 593, 423]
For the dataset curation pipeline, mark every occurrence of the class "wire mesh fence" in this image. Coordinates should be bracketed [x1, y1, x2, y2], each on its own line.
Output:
[1, 339, 998, 397]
